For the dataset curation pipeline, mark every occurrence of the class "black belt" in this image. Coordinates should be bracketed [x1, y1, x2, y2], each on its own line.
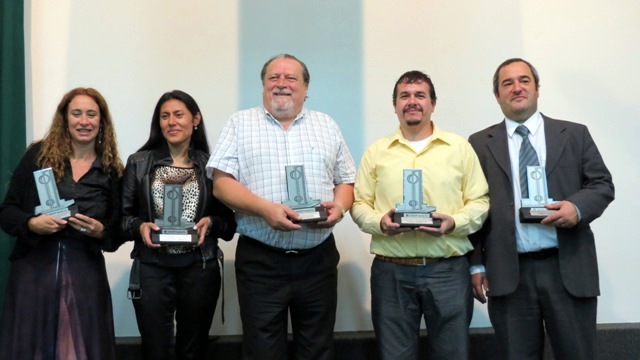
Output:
[240, 235, 332, 255]
[375, 255, 441, 266]
[519, 247, 558, 259]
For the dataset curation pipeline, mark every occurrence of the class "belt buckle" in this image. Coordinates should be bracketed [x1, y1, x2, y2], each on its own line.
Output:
[127, 288, 141, 300]
[420, 257, 427, 266]
[285, 249, 299, 255]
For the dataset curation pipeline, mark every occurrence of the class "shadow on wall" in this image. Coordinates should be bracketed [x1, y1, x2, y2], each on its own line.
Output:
[337, 261, 372, 330]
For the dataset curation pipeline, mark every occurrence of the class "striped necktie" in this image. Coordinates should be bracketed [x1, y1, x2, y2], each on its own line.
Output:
[515, 125, 539, 198]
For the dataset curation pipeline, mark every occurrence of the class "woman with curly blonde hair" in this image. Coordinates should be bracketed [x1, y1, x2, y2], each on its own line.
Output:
[0, 87, 124, 359]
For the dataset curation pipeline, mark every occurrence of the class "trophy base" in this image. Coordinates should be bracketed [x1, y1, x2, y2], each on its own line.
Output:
[43, 203, 78, 220]
[393, 212, 441, 228]
[519, 207, 557, 223]
[292, 206, 328, 223]
[151, 227, 198, 245]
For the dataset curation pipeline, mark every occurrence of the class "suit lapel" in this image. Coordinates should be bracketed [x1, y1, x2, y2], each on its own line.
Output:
[486, 121, 513, 183]
[542, 115, 567, 176]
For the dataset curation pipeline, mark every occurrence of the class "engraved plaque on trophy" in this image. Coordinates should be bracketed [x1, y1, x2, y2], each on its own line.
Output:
[393, 169, 441, 228]
[33, 167, 77, 219]
[151, 184, 198, 245]
[282, 165, 327, 223]
[519, 166, 558, 223]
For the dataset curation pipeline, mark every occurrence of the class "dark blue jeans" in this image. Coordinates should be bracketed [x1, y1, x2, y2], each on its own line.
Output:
[371, 256, 472, 360]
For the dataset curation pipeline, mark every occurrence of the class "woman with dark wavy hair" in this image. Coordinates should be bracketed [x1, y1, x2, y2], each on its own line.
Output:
[122, 90, 236, 359]
[0, 87, 124, 359]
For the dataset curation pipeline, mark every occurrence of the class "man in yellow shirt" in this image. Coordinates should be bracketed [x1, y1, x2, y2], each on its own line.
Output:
[351, 70, 489, 360]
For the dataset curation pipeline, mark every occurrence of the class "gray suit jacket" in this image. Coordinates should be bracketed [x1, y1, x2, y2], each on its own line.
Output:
[468, 115, 614, 297]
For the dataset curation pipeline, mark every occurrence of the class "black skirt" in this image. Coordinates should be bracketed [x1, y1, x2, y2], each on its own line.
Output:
[0, 237, 116, 360]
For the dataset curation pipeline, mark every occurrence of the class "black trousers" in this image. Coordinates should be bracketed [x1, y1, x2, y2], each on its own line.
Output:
[488, 253, 597, 360]
[133, 259, 221, 360]
[236, 235, 339, 360]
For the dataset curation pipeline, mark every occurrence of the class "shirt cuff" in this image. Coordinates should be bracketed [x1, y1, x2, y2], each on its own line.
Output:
[572, 202, 582, 222]
[469, 264, 486, 275]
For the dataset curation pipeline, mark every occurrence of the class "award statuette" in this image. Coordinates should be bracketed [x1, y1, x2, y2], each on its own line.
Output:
[520, 165, 558, 223]
[282, 165, 327, 223]
[151, 184, 198, 245]
[393, 169, 441, 228]
[34, 167, 77, 219]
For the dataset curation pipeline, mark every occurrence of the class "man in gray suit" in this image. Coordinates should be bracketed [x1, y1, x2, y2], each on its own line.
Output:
[468, 58, 614, 360]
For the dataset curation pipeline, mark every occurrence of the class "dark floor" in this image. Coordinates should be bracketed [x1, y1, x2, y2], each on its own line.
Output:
[116, 323, 640, 359]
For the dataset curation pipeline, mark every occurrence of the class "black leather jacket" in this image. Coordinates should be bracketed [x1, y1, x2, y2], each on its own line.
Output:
[121, 146, 235, 266]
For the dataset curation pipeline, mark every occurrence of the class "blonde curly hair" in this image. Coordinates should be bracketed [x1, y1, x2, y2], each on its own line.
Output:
[37, 87, 124, 180]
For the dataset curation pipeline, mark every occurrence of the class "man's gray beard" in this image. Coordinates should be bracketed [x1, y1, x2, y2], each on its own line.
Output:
[271, 100, 295, 118]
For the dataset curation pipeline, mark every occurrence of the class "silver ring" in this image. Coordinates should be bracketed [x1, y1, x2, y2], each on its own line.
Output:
[80, 227, 86, 233]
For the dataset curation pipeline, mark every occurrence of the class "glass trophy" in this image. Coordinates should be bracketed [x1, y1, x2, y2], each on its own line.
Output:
[151, 184, 198, 245]
[520, 165, 558, 223]
[393, 169, 441, 227]
[282, 165, 327, 223]
[33, 167, 77, 219]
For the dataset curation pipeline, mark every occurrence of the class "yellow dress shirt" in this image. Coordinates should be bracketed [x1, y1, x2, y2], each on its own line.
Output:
[351, 123, 489, 258]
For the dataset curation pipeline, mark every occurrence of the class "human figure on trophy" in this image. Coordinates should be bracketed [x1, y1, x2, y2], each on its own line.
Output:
[0, 87, 124, 359]
[121, 90, 236, 360]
